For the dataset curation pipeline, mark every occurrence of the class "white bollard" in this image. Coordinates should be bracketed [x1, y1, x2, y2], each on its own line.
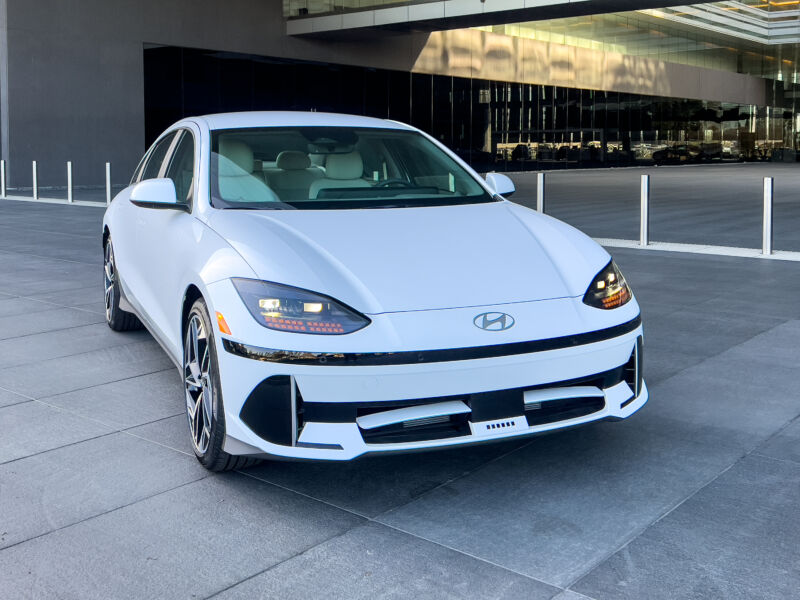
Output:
[763, 177, 773, 255]
[67, 161, 73, 203]
[32, 161, 38, 200]
[0, 160, 5, 198]
[640, 174, 650, 246]
[105, 162, 111, 205]
[536, 172, 545, 213]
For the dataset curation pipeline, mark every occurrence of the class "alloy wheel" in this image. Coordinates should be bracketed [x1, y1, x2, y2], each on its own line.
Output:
[103, 243, 115, 322]
[184, 314, 214, 454]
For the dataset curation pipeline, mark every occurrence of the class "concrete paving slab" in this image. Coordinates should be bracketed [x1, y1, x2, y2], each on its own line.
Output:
[25, 285, 102, 309]
[645, 355, 800, 448]
[623, 306, 784, 386]
[694, 292, 800, 321]
[45, 369, 181, 429]
[212, 522, 559, 600]
[0, 432, 208, 549]
[0, 268, 99, 296]
[755, 417, 800, 465]
[552, 591, 598, 600]
[377, 420, 743, 588]
[0, 387, 30, 408]
[0, 473, 362, 600]
[643, 307, 785, 360]
[127, 414, 194, 456]
[722, 319, 800, 370]
[70, 300, 105, 314]
[0, 296, 56, 317]
[245, 438, 531, 518]
[0, 339, 173, 398]
[0, 401, 112, 464]
[0, 306, 104, 341]
[0, 201, 102, 265]
[572, 455, 800, 600]
[0, 322, 151, 370]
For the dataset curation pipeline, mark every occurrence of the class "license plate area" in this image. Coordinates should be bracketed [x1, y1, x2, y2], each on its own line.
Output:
[467, 389, 524, 422]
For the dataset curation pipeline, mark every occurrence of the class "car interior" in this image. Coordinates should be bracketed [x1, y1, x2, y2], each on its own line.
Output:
[209, 127, 488, 208]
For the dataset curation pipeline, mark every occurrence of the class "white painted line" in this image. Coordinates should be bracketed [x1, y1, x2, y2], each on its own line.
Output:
[596, 238, 800, 262]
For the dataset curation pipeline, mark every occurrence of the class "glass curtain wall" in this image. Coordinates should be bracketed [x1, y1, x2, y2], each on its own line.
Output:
[144, 46, 798, 173]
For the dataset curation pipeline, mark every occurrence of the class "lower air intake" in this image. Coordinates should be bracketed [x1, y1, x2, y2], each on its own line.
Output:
[524, 396, 605, 426]
[361, 413, 470, 444]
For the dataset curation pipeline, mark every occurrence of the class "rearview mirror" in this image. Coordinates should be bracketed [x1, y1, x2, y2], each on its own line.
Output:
[130, 178, 187, 211]
[485, 172, 515, 198]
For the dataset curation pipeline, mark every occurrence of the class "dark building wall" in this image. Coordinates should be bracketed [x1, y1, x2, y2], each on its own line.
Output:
[2, 0, 429, 188]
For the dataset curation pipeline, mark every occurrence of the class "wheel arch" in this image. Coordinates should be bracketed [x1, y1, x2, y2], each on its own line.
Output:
[102, 226, 110, 249]
[181, 284, 205, 343]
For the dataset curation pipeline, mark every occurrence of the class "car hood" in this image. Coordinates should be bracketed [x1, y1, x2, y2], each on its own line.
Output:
[207, 201, 609, 314]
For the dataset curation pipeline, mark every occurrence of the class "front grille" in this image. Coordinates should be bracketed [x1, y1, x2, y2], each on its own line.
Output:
[403, 415, 450, 428]
[303, 365, 627, 424]
[524, 396, 605, 426]
[244, 355, 638, 446]
[360, 413, 471, 444]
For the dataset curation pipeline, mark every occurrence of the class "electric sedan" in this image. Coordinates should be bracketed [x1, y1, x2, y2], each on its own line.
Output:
[102, 111, 646, 470]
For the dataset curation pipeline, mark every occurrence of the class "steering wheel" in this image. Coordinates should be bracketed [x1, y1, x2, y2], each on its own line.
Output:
[375, 179, 414, 188]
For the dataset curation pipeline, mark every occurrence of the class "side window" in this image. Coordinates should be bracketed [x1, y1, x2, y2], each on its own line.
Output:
[164, 131, 195, 204]
[141, 132, 178, 181]
[130, 149, 150, 185]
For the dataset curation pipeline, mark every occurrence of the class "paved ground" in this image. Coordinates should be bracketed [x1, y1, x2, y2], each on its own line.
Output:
[0, 175, 799, 599]
[511, 163, 800, 252]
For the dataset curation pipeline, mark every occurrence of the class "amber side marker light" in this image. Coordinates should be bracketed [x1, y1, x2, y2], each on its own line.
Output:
[216, 312, 232, 335]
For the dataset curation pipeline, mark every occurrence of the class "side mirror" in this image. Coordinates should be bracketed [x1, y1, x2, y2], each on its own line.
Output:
[485, 172, 515, 198]
[130, 178, 186, 211]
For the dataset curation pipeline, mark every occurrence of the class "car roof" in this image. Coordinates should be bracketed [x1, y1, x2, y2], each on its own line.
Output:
[193, 111, 415, 132]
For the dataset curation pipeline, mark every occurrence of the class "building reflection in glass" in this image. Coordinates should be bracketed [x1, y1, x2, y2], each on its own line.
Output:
[144, 45, 798, 173]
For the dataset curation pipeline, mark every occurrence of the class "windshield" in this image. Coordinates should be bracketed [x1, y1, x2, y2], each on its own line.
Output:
[209, 126, 494, 210]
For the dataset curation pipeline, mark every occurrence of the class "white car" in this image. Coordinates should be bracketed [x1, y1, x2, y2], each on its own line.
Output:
[103, 111, 646, 470]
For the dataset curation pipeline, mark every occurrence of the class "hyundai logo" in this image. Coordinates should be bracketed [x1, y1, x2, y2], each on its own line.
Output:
[473, 312, 515, 331]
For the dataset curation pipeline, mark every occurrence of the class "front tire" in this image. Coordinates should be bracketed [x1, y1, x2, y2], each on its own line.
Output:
[183, 298, 259, 472]
[103, 239, 142, 331]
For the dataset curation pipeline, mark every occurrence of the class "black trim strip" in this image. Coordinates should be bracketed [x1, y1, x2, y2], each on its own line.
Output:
[130, 199, 191, 212]
[222, 315, 641, 367]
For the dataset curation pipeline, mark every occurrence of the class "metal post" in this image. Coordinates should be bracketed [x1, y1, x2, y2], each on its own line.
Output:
[763, 176, 773, 255]
[640, 174, 650, 246]
[32, 161, 38, 200]
[105, 162, 111, 205]
[0, 160, 5, 198]
[536, 172, 545, 213]
[67, 161, 73, 203]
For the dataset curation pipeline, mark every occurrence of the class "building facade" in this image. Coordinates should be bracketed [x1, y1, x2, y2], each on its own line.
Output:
[0, 0, 798, 188]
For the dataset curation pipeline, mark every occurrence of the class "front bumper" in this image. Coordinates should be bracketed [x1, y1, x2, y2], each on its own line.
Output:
[217, 319, 646, 461]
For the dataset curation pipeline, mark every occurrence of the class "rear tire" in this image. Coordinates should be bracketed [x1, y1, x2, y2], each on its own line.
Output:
[104, 239, 143, 332]
[183, 297, 260, 472]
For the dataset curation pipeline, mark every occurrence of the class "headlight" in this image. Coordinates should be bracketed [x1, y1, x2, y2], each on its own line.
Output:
[232, 278, 370, 335]
[583, 261, 631, 309]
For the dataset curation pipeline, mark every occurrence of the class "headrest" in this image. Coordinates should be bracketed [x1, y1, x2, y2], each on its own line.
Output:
[276, 151, 311, 171]
[325, 151, 363, 180]
[218, 139, 254, 174]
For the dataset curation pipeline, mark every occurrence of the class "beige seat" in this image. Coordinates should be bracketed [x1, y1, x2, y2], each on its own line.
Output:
[217, 139, 277, 203]
[308, 151, 371, 199]
[269, 151, 324, 201]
